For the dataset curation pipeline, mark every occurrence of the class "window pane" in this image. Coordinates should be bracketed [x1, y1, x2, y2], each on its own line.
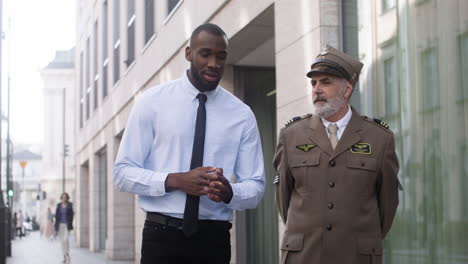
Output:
[167, 0, 180, 15]
[113, 45, 120, 84]
[94, 21, 98, 77]
[86, 38, 90, 88]
[113, 0, 120, 43]
[384, 57, 399, 115]
[126, 22, 135, 66]
[80, 52, 83, 98]
[80, 102, 83, 128]
[382, 0, 395, 11]
[145, 0, 155, 44]
[127, 0, 135, 20]
[102, 64, 108, 99]
[102, 1, 108, 61]
[461, 34, 468, 99]
[86, 92, 90, 120]
[421, 48, 439, 109]
[93, 79, 98, 110]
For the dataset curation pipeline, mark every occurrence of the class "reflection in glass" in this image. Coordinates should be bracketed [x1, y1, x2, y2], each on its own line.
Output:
[352, 1, 468, 263]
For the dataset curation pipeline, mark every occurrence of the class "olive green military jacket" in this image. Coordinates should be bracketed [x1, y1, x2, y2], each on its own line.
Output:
[274, 108, 399, 264]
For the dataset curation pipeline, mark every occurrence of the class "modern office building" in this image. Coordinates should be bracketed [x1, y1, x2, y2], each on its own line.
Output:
[74, 0, 468, 263]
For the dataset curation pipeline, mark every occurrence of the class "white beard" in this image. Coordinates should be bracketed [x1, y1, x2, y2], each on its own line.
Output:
[312, 93, 347, 119]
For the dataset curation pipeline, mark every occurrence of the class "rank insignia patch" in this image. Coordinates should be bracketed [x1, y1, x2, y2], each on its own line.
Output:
[273, 174, 279, 185]
[296, 144, 317, 152]
[350, 143, 371, 154]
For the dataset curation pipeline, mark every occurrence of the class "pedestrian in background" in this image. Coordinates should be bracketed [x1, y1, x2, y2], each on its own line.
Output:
[274, 45, 400, 264]
[16, 210, 24, 238]
[55, 192, 74, 264]
[44, 207, 55, 240]
[12, 212, 17, 239]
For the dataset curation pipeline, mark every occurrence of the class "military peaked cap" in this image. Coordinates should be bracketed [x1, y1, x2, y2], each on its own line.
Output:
[306, 45, 364, 86]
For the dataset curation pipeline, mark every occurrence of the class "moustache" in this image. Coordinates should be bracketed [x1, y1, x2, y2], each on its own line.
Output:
[313, 96, 328, 103]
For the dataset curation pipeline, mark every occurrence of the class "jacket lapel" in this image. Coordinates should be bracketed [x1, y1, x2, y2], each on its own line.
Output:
[330, 107, 363, 160]
[308, 115, 334, 157]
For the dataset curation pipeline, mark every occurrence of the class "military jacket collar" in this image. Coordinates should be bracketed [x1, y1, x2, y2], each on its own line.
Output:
[308, 106, 364, 159]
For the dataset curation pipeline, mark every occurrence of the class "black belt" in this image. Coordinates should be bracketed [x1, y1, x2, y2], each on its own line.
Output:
[146, 212, 184, 230]
[146, 212, 231, 231]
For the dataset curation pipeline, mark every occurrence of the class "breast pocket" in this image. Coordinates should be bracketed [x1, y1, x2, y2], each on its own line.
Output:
[290, 152, 320, 193]
[346, 156, 378, 196]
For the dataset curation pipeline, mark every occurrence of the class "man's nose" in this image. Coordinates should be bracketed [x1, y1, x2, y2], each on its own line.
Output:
[207, 56, 219, 68]
[312, 84, 322, 95]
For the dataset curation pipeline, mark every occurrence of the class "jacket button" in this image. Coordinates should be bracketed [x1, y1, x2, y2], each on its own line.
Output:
[328, 203, 334, 209]
[329, 182, 335, 188]
[372, 248, 375, 253]
[326, 224, 333, 231]
[286, 244, 289, 248]
[329, 160, 336, 167]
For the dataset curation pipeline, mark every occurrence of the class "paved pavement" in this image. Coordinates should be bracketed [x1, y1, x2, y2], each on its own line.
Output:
[6, 231, 133, 264]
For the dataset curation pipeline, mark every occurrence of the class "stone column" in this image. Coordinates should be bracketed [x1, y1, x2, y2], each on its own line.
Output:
[106, 133, 136, 260]
[76, 162, 90, 248]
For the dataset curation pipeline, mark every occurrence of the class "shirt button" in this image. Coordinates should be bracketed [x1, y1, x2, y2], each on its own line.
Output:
[326, 224, 333, 231]
[328, 203, 334, 209]
[329, 182, 335, 188]
[329, 160, 336, 167]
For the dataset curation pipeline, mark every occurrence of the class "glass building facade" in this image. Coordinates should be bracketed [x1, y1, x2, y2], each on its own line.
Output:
[345, 0, 468, 263]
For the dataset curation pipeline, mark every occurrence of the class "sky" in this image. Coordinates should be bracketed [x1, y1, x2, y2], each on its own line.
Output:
[3, 0, 76, 146]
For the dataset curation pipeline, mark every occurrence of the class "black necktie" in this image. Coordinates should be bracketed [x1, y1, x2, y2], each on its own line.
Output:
[183, 93, 207, 237]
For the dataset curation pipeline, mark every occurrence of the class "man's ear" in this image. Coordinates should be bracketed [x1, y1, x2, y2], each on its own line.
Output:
[185, 46, 192, 62]
[344, 81, 353, 99]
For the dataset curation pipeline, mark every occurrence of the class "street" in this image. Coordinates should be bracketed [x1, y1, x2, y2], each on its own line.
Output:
[7, 231, 133, 264]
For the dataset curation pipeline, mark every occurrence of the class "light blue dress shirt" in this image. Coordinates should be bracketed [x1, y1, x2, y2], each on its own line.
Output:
[113, 71, 266, 221]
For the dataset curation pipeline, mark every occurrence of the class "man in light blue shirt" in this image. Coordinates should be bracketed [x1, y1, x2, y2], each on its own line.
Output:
[113, 23, 265, 264]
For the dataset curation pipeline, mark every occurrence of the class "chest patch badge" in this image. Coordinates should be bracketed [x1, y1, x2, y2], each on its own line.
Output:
[350, 143, 371, 154]
[296, 144, 317, 152]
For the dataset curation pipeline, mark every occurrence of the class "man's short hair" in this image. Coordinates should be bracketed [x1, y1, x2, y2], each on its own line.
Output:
[190, 23, 228, 46]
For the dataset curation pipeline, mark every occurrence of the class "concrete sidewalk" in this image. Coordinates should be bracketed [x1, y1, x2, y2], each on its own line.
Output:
[7, 231, 133, 264]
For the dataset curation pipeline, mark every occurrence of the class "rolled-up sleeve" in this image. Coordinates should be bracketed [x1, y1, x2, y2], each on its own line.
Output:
[113, 97, 168, 197]
[227, 112, 265, 210]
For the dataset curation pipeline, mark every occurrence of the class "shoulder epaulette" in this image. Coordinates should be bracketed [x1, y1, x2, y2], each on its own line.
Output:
[284, 114, 312, 128]
[364, 116, 390, 129]
[373, 118, 389, 129]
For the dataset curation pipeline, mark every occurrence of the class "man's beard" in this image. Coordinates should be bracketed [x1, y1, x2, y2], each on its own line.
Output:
[190, 63, 219, 92]
[312, 92, 347, 119]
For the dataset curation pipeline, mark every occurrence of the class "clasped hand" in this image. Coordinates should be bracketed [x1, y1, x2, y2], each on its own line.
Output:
[166, 167, 233, 204]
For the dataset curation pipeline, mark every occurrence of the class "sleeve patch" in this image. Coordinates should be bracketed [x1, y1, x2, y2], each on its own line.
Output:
[273, 174, 279, 185]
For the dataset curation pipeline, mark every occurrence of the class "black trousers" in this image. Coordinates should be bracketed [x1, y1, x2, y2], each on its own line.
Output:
[141, 219, 231, 264]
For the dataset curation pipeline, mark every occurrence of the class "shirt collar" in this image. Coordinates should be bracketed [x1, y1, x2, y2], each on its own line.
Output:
[182, 70, 220, 102]
[321, 105, 352, 132]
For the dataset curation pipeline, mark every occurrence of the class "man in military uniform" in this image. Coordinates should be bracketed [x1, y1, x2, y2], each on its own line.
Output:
[274, 45, 399, 264]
